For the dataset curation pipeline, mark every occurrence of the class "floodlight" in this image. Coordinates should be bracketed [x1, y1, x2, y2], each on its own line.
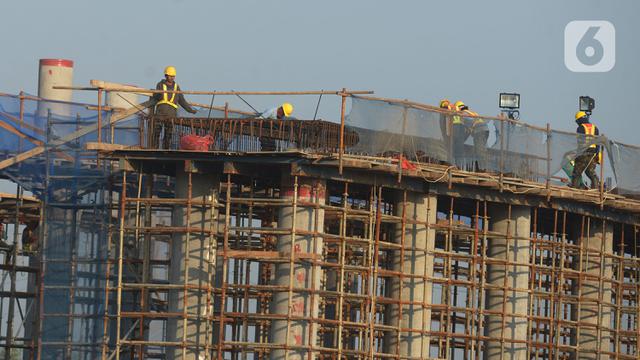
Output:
[499, 93, 520, 110]
[579, 96, 595, 113]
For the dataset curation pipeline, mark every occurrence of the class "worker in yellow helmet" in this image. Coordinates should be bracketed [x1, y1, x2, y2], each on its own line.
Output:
[260, 103, 294, 120]
[570, 111, 601, 189]
[439, 99, 455, 163]
[258, 103, 295, 150]
[151, 66, 198, 149]
[462, 104, 489, 171]
[451, 101, 471, 167]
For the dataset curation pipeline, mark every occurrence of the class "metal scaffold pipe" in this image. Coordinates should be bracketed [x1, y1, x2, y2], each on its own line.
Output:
[53, 86, 374, 96]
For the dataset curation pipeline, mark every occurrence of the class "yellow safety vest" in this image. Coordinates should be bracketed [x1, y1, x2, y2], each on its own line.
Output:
[157, 82, 178, 109]
[452, 108, 463, 124]
[446, 105, 464, 125]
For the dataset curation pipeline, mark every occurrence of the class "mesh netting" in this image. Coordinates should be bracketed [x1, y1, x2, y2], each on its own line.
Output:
[0, 93, 128, 359]
[608, 141, 640, 195]
[346, 96, 638, 194]
[346, 97, 449, 161]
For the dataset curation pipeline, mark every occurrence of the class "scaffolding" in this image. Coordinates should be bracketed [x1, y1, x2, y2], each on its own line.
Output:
[96, 151, 639, 360]
[0, 190, 40, 360]
[0, 87, 639, 359]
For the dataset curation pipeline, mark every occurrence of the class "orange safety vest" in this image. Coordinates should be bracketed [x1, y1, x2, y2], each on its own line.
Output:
[157, 82, 178, 109]
[581, 123, 597, 149]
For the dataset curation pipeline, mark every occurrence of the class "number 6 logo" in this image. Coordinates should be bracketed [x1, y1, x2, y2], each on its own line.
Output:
[564, 21, 615, 73]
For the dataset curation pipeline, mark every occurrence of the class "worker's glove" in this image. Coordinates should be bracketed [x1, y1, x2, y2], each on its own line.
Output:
[188, 109, 198, 114]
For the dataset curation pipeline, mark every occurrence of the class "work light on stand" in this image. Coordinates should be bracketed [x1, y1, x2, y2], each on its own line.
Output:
[499, 92, 520, 120]
[579, 96, 595, 115]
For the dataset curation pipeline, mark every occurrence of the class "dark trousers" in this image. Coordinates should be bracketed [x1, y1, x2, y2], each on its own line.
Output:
[452, 124, 469, 166]
[440, 115, 452, 163]
[471, 129, 489, 171]
[152, 105, 177, 149]
[571, 148, 599, 189]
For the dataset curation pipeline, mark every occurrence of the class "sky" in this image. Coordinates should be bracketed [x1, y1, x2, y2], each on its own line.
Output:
[2, 0, 639, 144]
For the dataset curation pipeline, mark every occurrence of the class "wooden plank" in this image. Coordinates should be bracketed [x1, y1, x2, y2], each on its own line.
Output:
[90, 78, 254, 116]
[0, 192, 39, 202]
[85, 142, 136, 151]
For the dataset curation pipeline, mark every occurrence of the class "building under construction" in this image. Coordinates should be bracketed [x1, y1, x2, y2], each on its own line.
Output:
[0, 59, 639, 360]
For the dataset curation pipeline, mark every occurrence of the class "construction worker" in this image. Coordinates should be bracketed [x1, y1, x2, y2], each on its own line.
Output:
[260, 103, 294, 120]
[151, 66, 198, 149]
[439, 99, 454, 163]
[452, 101, 470, 167]
[258, 103, 294, 151]
[462, 105, 489, 171]
[571, 111, 601, 189]
[21, 221, 38, 253]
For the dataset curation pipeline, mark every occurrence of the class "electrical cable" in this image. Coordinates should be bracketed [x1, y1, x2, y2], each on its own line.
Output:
[313, 91, 323, 121]
[206, 94, 216, 119]
[231, 90, 260, 115]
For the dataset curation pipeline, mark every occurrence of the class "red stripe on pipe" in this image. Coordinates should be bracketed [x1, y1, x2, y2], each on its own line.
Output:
[39, 59, 74, 68]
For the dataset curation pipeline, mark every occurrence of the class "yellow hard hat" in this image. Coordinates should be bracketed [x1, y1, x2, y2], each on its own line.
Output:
[440, 99, 450, 108]
[454, 100, 467, 111]
[282, 103, 294, 117]
[164, 66, 177, 76]
[575, 111, 588, 120]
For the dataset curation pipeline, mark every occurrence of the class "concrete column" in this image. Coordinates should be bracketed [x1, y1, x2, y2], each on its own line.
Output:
[106, 84, 140, 145]
[168, 169, 218, 360]
[384, 192, 436, 358]
[484, 204, 530, 360]
[571, 220, 613, 360]
[269, 176, 325, 360]
[37, 59, 74, 129]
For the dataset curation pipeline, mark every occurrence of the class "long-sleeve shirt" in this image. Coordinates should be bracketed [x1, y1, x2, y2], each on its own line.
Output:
[259, 107, 280, 120]
[259, 107, 297, 120]
[151, 79, 196, 116]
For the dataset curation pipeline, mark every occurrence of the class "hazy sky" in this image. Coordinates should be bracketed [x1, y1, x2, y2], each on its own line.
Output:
[3, 0, 639, 144]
